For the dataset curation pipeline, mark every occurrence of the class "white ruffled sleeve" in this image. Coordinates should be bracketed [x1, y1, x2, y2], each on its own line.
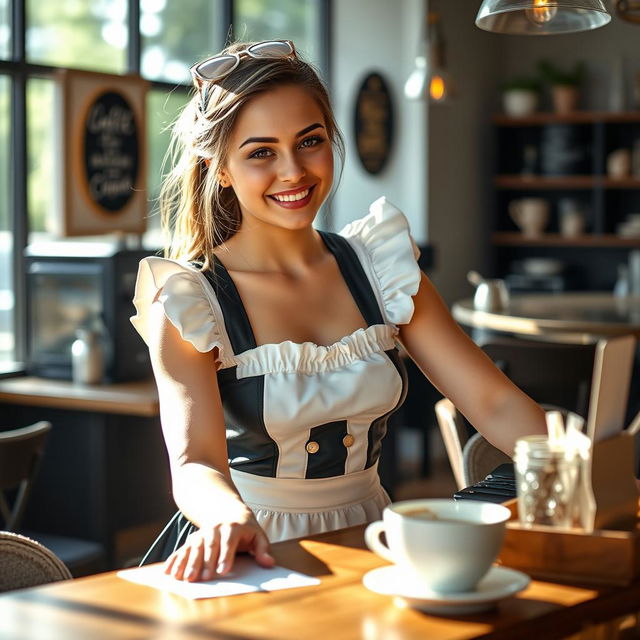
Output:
[130, 256, 234, 367]
[340, 196, 421, 326]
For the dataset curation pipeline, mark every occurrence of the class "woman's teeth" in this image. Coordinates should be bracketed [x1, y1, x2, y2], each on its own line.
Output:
[272, 188, 310, 202]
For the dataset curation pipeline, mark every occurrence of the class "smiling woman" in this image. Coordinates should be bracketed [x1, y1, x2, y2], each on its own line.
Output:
[129, 39, 547, 586]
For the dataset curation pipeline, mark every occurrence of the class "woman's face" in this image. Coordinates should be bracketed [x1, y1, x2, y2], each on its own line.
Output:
[221, 84, 334, 233]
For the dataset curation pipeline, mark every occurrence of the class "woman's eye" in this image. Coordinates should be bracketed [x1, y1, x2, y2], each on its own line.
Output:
[249, 147, 273, 159]
[299, 135, 325, 149]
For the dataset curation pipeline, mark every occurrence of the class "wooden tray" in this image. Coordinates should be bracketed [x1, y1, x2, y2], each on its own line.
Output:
[497, 500, 640, 587]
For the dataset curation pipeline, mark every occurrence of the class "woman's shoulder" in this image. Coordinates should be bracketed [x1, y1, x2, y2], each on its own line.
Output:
[338, 197, 421, 326]
[130, 256, 234, 365]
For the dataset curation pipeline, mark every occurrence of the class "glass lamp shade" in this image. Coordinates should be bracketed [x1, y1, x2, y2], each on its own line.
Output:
[476, 0, 611, 34]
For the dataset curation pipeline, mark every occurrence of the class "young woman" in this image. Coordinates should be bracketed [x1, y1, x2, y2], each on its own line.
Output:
[131, 40, 546, 583]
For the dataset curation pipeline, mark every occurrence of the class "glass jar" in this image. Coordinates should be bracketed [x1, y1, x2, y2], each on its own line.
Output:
[514, 435, 579, 529]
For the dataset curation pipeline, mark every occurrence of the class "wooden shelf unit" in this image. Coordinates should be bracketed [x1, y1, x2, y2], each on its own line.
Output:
[495, 176, 640, 190]
[491, 111, 640, 290]
[493, 111, 640, 126]
[492, 232, 640, 248]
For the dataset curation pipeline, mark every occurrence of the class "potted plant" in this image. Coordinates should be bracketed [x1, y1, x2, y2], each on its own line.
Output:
[538, 59, 585, 114]
[500, 76, 541, 117]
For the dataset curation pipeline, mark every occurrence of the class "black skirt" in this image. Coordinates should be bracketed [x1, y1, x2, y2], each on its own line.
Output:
[139, 511, 197, 566]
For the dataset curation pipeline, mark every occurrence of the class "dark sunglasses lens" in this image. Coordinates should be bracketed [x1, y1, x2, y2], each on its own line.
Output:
[196, 55, 237, 80]
[247, 41, 292, 57]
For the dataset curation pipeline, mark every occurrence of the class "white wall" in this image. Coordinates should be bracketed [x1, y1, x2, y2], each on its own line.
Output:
[426, 2, 502, 303]
[330, 0, 428, 245]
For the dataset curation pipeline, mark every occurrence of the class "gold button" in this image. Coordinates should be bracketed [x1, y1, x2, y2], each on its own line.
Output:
[343, 434, 355, 448]
[306, 441, 320, 454]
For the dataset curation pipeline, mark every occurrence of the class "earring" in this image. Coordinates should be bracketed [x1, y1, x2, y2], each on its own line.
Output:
[219, 176, 230, 188]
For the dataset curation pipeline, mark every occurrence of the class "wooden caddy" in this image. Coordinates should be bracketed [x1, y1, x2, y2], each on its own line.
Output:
[498, 432, 640, 587]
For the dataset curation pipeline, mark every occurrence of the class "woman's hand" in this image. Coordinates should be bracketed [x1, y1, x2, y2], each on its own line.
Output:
[163, 511, 274, 582]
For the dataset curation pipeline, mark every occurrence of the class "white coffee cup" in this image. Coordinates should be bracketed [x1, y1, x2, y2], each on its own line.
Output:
[365, 499, 511, 594]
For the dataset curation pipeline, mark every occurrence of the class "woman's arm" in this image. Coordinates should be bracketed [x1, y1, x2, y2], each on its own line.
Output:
[147, 300, 274, 580]
[398, 273, 546, 455]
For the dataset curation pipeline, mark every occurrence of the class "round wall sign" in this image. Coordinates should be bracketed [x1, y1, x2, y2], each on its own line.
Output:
[353, 72, 394, 175]
[83, 90, 140, 213]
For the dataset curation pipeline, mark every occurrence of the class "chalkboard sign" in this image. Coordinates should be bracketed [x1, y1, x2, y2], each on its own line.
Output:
[54, 69, 148, 237]
[83, 91, 139, 213]
[353, 72, 394, 175]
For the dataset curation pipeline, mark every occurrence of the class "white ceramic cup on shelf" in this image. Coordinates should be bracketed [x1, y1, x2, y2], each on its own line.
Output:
[509, 198, 549, 237]
[364, 499, 511, 594]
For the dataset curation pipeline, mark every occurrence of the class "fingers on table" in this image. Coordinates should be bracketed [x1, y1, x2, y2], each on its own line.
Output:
[216, 524, 242, 576]
[252, 531, 275, 567]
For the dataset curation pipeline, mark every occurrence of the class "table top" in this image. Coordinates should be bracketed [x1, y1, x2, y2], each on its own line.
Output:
[1, 524, 639, 640]
[0, 376, 159, 416]
[452, 292, 640, 341]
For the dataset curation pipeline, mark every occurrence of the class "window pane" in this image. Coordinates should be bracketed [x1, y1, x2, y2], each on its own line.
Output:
[0, 0, 10, 60]
[143, 87, 190, 249]
[27, 78, 55, 239]
[234, 0, 323, 67]
[141, 0, 223, 84]
[0, 75, 13, 364]
[26, 0, 127, 73]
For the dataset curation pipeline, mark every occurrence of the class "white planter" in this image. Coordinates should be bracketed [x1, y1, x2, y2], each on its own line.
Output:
[502, 90, 538, 117]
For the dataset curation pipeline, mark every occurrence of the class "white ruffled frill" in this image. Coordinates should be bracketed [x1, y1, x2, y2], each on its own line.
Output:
[340, 196, 421, 326]
[234, 324, 397, 378]
[129, 197, 421, 372]
[130, 256, 235, 368]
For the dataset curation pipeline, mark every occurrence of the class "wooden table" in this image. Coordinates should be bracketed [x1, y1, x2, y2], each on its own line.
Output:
[0, 376, 159, 416]
[452, 293, 640, 343]
[1, 525, 639, 640]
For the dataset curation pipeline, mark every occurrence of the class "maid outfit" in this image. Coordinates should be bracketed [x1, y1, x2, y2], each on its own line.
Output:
[130, 197, 421, 562]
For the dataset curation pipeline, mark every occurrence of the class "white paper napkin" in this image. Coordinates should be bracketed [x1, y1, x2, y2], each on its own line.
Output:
[117, 556, 320, 600]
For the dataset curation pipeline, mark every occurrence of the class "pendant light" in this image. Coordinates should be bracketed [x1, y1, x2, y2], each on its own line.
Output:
[475, 0, 611, 35]
[404, 10, 453, 103]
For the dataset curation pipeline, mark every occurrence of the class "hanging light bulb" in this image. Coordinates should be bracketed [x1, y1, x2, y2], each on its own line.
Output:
[476, 0, 610, 35]
[525, 0, 558, 25]
[404, 10, 454, 103]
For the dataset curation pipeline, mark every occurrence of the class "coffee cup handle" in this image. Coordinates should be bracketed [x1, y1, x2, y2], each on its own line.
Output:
[364, 520, 394, 563]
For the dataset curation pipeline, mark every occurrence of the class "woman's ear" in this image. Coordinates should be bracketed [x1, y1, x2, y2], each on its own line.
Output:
[218, 171, 231, 188]
[203, 158, 211, 168]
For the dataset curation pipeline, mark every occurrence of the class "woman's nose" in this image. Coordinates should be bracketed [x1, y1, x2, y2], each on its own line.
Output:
[277, 152, 306, 183]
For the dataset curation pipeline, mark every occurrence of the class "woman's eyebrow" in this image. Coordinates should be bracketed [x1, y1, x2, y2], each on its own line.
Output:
[239, 123, 325, 149]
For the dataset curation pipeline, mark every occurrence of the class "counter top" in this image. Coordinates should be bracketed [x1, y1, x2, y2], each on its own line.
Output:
[0, 377, 159, 416]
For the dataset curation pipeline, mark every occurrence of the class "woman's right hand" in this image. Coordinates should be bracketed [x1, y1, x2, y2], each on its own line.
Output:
[163, 510, 274, 582]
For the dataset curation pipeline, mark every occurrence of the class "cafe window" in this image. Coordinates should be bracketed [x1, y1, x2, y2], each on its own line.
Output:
[0, 0, 9, 60]
[234, 0, 325, 67]
[1, 0, 328, 372]
[26, 0, 128, 74]
[0, 75, 11, 365]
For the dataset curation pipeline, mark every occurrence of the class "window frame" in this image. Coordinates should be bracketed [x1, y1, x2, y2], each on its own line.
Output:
[0, 0, 331, 374]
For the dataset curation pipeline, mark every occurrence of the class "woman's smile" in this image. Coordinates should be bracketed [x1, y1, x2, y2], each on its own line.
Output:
[268, 184, 316, 209]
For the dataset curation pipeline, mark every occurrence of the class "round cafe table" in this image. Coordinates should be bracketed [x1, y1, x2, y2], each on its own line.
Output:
[451, 292, 640, 344]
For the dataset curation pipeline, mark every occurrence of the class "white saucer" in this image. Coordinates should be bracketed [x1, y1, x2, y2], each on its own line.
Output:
[362, 565, 530, 616]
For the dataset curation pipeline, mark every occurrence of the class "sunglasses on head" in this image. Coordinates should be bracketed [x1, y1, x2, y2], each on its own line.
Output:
[190, 40, 297, 86]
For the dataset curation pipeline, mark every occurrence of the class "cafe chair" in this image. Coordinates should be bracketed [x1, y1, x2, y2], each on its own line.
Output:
[0, 421, 105, 577]
[435, 398, 512, 489]
[0, 531, 72, 593]
[479, 336, 596, 417]
[0, 422, 51, 532]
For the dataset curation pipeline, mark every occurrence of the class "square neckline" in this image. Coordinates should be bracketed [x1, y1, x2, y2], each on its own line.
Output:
[208, 230, 386, 354]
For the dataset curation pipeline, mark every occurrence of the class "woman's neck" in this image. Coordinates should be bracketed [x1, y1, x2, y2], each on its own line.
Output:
[214, 222, 327, 277]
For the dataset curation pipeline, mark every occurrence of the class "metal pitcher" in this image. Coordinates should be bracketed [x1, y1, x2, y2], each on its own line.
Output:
[467, 271, 510, 312]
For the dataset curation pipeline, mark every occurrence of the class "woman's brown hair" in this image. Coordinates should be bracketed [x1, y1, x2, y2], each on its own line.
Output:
[159, 42, 345, 270]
